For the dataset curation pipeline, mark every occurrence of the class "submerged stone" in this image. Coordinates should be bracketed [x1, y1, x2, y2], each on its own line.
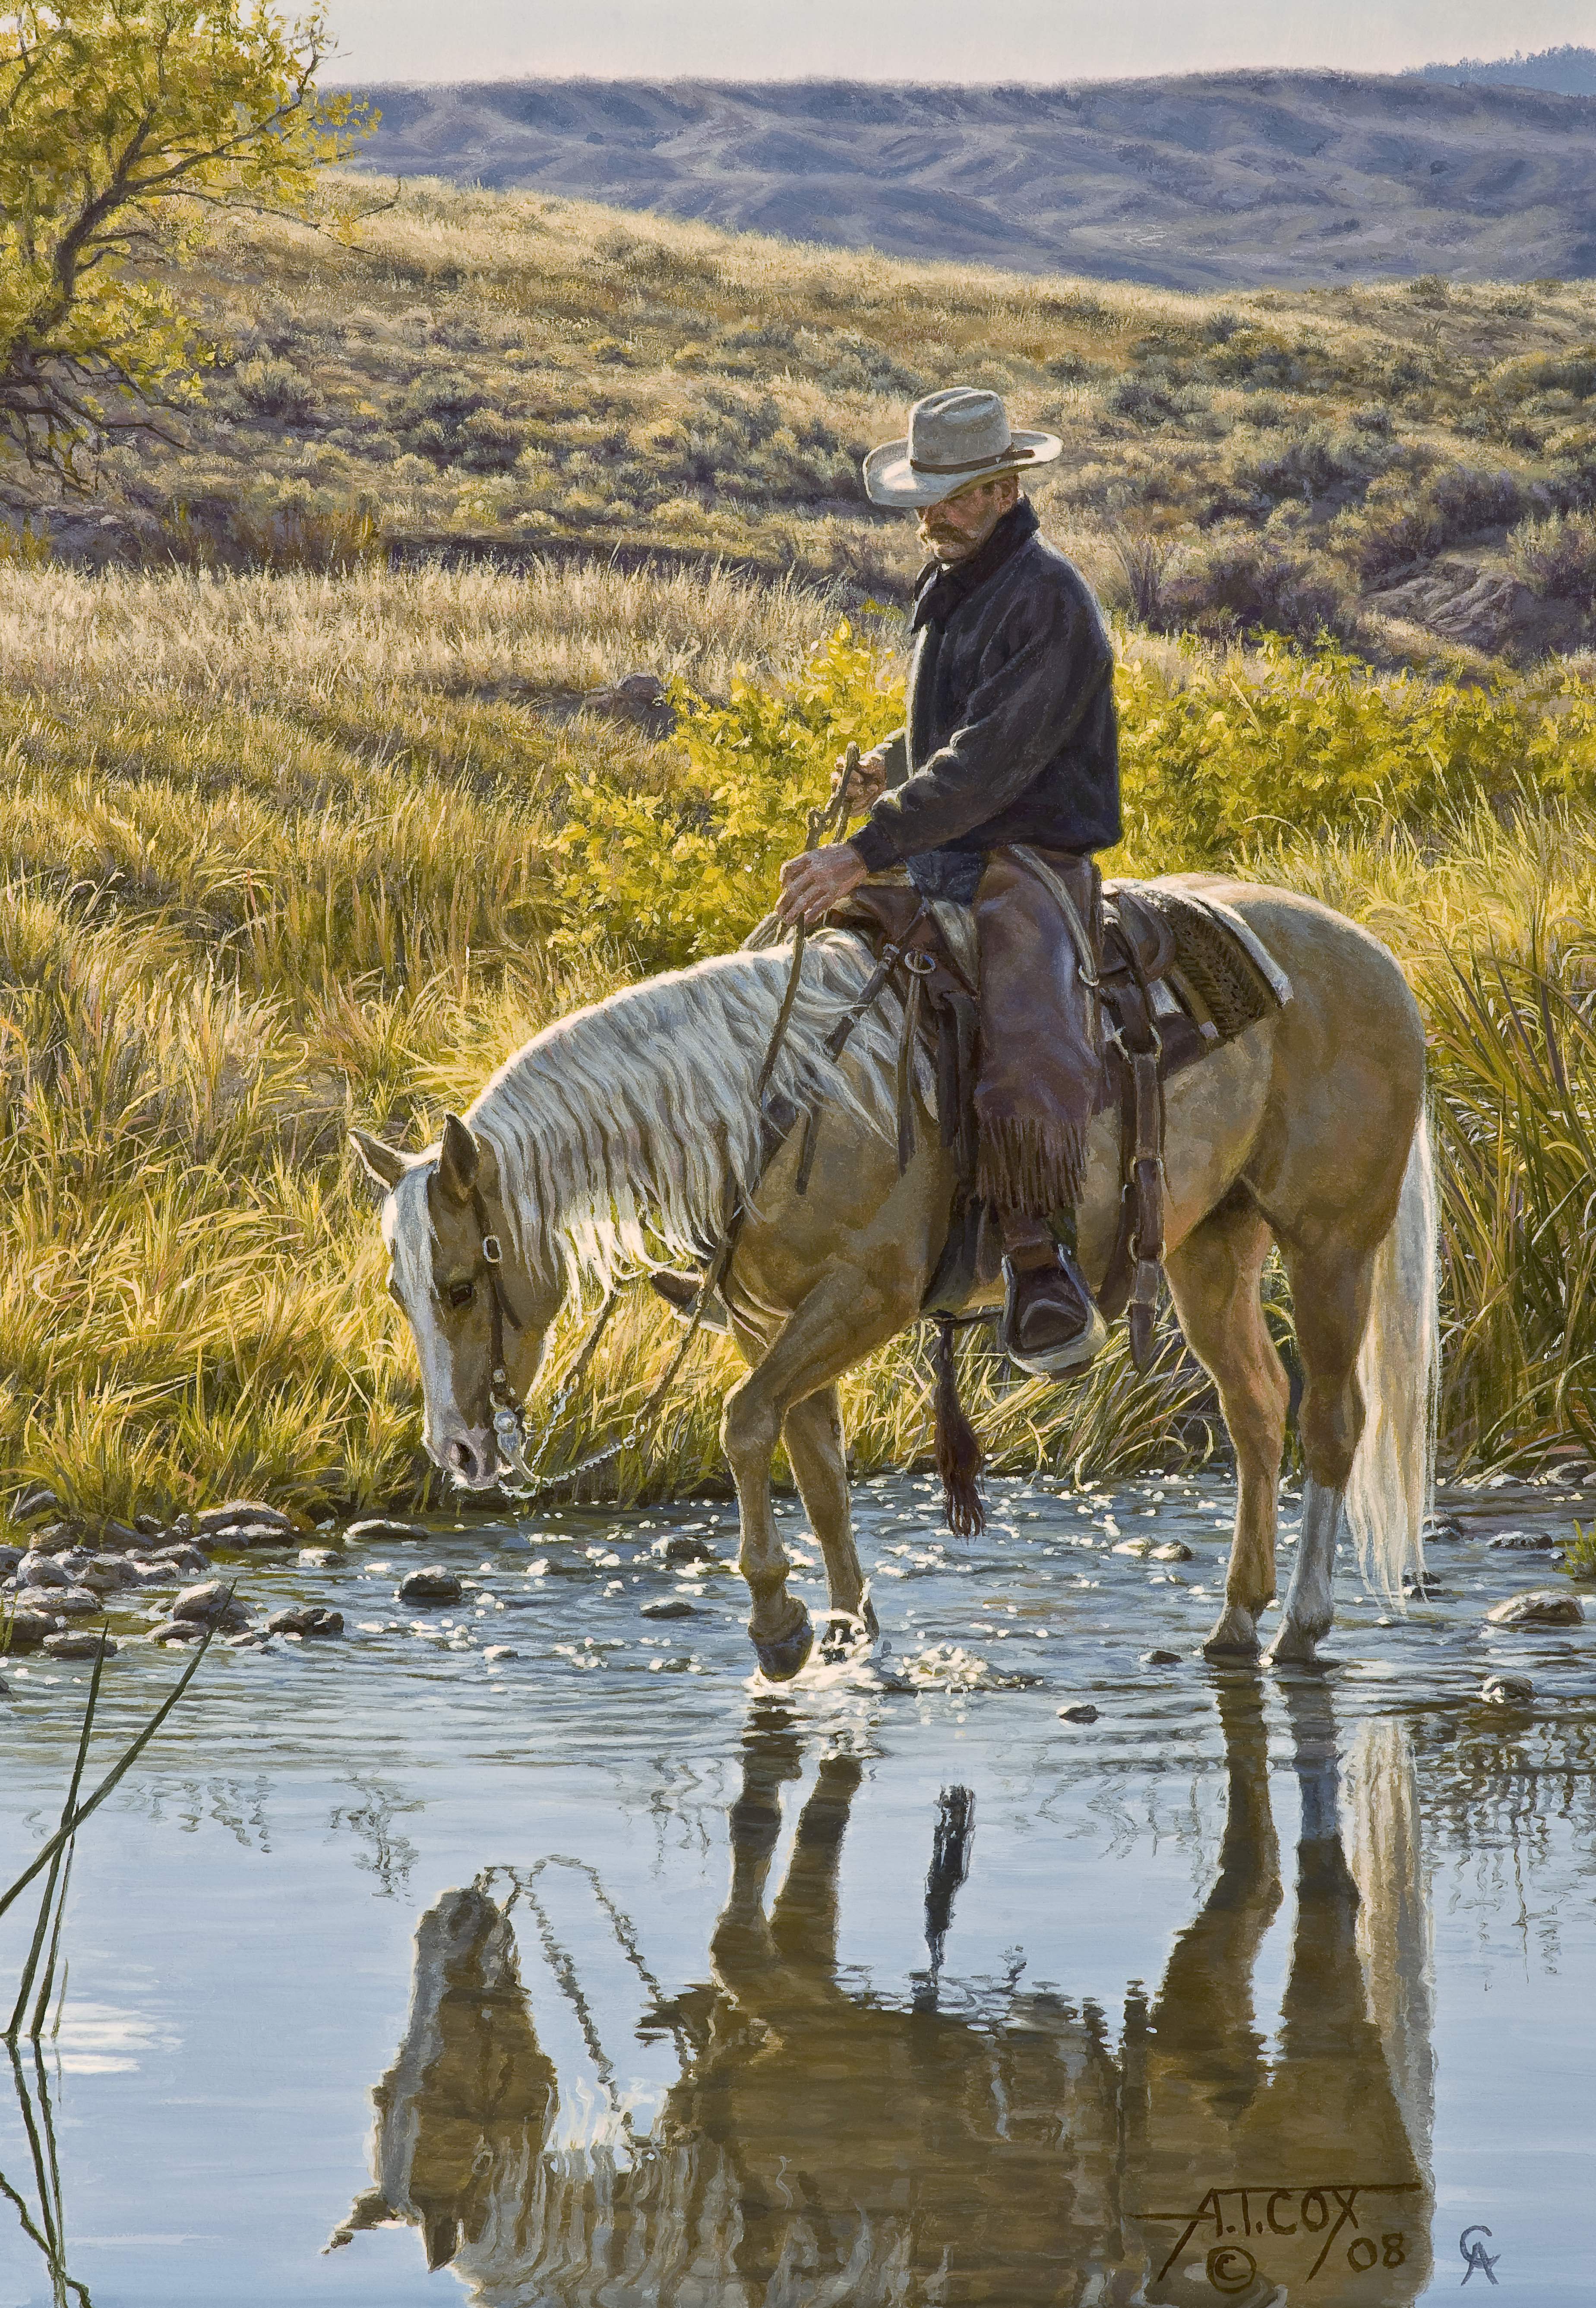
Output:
[1485, 1589, 1584, 1628]
[346, 1517, 429, 1546]
[1482, 1674, 1533, 1704]
[1140, 1648, 1182, 1666]
[42, 1629, 116, 1660]
[397, 1566, 463, 1605]
[1058, 1702, 1100, 1722]
[642, 1598, 697, 1619]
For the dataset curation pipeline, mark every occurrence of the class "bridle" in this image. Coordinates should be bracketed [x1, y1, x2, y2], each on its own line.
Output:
[465, 1184, 539, 1486]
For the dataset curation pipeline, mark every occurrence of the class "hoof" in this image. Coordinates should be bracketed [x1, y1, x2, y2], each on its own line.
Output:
[753, 1607, 814, 1683]
[1263, 1627, 1332, 1672]
[1201, 1606, 1261, 1662]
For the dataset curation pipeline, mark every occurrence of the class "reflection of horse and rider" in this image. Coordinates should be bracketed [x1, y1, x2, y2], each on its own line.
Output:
[329, 1688, 1435, 2306]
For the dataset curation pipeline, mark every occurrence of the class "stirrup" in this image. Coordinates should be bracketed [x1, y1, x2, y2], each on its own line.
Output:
[1002, 1301, 1107, 1378]
[998, 1251, 1107, 1379]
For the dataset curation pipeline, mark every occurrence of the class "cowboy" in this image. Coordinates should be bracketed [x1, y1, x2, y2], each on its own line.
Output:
[775, 385, 1121, 1375]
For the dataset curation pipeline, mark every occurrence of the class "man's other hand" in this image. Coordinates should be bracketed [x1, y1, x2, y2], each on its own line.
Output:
[830, 746, 888, 814]
[777, 841, 869, 926]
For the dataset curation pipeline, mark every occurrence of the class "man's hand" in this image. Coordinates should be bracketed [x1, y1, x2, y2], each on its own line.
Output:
[777, 841, 869, 926]
[830, 746, 888, 815]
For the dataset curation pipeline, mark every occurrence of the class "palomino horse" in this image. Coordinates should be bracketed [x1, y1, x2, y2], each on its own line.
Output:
[329, 1688, 1434, 2303]
[352, 875, 1437, 1678]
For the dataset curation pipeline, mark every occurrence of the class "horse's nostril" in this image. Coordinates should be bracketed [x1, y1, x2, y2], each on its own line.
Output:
[447, 1439, 475, 1478]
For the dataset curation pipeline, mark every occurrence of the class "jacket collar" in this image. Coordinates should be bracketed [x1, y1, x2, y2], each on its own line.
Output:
[910, 496, 1039, 632]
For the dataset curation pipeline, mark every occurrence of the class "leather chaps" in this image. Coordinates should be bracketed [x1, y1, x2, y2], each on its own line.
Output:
[972, 845, 1105, 1216]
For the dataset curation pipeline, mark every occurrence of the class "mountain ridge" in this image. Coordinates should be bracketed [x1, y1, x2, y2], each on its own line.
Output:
[339, 68, 1596, 290]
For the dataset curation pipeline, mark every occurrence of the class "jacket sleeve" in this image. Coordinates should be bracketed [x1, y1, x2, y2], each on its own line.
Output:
[849, 587, 1110, 871]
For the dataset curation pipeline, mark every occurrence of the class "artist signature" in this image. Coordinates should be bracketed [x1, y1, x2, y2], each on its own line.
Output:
[1459, 2225, 1501, 2286]
[1133, 2182, 1422, 2286]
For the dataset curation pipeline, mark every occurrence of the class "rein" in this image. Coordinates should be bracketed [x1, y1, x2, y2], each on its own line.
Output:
[464, 749, 863, 1507]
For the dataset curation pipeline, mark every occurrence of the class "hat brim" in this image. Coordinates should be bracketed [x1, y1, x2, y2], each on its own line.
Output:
[863, 430, 1063, 508]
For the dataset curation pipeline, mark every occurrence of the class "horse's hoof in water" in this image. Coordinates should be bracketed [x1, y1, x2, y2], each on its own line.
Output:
[752, 1607, 814, 1683]
[1201, 1606, 1261, 1663]
[1263, 1625, 1332, 1672]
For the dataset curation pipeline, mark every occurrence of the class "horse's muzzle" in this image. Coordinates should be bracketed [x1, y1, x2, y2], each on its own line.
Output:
[441, 1427, 496, 1487]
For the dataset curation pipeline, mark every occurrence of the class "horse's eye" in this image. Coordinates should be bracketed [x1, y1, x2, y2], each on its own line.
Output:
[447, 1279, 475, 1310]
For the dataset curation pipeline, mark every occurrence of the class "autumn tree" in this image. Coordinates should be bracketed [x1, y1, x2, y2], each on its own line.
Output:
[0, 3, 370, 478]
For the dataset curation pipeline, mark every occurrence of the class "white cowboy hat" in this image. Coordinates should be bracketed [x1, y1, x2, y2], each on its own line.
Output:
[863, 386, 1063, 509]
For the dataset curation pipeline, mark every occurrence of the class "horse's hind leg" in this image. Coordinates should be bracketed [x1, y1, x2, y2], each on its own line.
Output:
[783, 1387, 875, 1660]
[1264, 1236, 1376, 1669]
[1163, 1189, 1289, 1662]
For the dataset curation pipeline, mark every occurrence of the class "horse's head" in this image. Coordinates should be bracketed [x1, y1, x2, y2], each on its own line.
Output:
[351, 1114, 563, 1489]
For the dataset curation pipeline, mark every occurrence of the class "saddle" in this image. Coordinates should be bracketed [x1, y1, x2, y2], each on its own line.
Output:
[818, 875, 1292, 1372]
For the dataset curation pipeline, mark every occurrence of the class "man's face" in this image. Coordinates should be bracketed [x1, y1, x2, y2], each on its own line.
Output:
[917, 474, 1019, 564]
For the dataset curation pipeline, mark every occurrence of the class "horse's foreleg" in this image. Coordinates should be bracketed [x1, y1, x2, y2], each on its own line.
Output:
[783, 1387, 875, 1660]
[1163, 1192, 1288, 1662]
[1265, 1240, 1374, 1669]
[723, 1265, 913, 1683]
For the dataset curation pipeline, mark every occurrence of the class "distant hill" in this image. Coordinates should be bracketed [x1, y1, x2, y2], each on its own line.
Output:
[339, 70, 1596, 290]
[1417, 46, 1596, 98]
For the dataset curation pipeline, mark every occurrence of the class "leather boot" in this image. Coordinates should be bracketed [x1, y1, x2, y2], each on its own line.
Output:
[997, 1218, 1106, 1378]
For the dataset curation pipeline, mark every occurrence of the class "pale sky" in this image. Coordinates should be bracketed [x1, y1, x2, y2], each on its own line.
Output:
[322, 0, 1595, 87]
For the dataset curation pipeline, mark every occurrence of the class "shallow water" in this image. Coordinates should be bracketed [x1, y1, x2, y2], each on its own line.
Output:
[2, 1467, 1595, 2305]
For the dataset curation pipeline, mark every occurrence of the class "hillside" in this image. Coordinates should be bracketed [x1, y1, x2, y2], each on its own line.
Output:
[1419, 46, 1596, 99]
[338, 72, 1596, 292]
[10, 179, 1596, 671]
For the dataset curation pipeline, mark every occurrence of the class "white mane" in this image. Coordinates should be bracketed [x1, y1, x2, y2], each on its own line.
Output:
[410, 936, 906, 1291]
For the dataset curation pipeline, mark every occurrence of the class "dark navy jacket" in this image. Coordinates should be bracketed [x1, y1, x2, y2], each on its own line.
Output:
[849, 499, 1122, 901]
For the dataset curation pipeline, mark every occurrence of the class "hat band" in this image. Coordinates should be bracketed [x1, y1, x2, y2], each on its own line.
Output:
[908, 444, 1032, 475]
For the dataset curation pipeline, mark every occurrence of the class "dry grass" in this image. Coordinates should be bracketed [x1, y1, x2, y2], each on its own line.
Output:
[9, 174, 1596, 662]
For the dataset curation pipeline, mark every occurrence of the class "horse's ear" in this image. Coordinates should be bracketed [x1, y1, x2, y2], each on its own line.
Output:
[436, 1112, 480, 1205]
[349, 1128, 410, 1192]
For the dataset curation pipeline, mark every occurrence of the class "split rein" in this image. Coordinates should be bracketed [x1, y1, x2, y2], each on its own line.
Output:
[471, 752, 863, 1509]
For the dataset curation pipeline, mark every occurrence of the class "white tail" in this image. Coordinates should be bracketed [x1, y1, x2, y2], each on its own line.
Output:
[1345, 1718, 1435, 2172]
[1346, 1109, 1440, 1603]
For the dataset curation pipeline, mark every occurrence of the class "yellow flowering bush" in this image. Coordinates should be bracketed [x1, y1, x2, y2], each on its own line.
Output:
[554, 623, 1596, 966]
[551, 618, 904, 967]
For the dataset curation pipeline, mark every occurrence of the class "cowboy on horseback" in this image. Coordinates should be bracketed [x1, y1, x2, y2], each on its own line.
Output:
[776, 386, 1121, 1378]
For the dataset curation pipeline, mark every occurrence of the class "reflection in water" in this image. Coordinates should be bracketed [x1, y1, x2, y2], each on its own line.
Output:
[331, 1686, 1435, 2305]
[1, 2043, 92, 2307]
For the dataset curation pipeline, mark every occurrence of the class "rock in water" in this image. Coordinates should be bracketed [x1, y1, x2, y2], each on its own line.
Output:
[52, 1588, 105, 1616]
[4, 1609, 58, 1649]
[1150, 1541, 1194, 1562]
[173, 1581, 249, 1629]
[1058, 1702, 1100, 1722]
[397, 1566, 462, 1604]
[194, 1499, 299, 1540]
[346, 1517, 429, 1546]
[642, 1597, 697, 1619]
[1140, 1648, 1182, 1666]
[1485, 1589, 1585, 1628]
[483, 1644, 518, 1661]
[17, 1554, 70, 1588]
[658, 1534, 720, 1565]
[1482, 1674, 1533, 1704]
[43, 1630, 117, 1660]
[265, 1606, 344, 1638]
